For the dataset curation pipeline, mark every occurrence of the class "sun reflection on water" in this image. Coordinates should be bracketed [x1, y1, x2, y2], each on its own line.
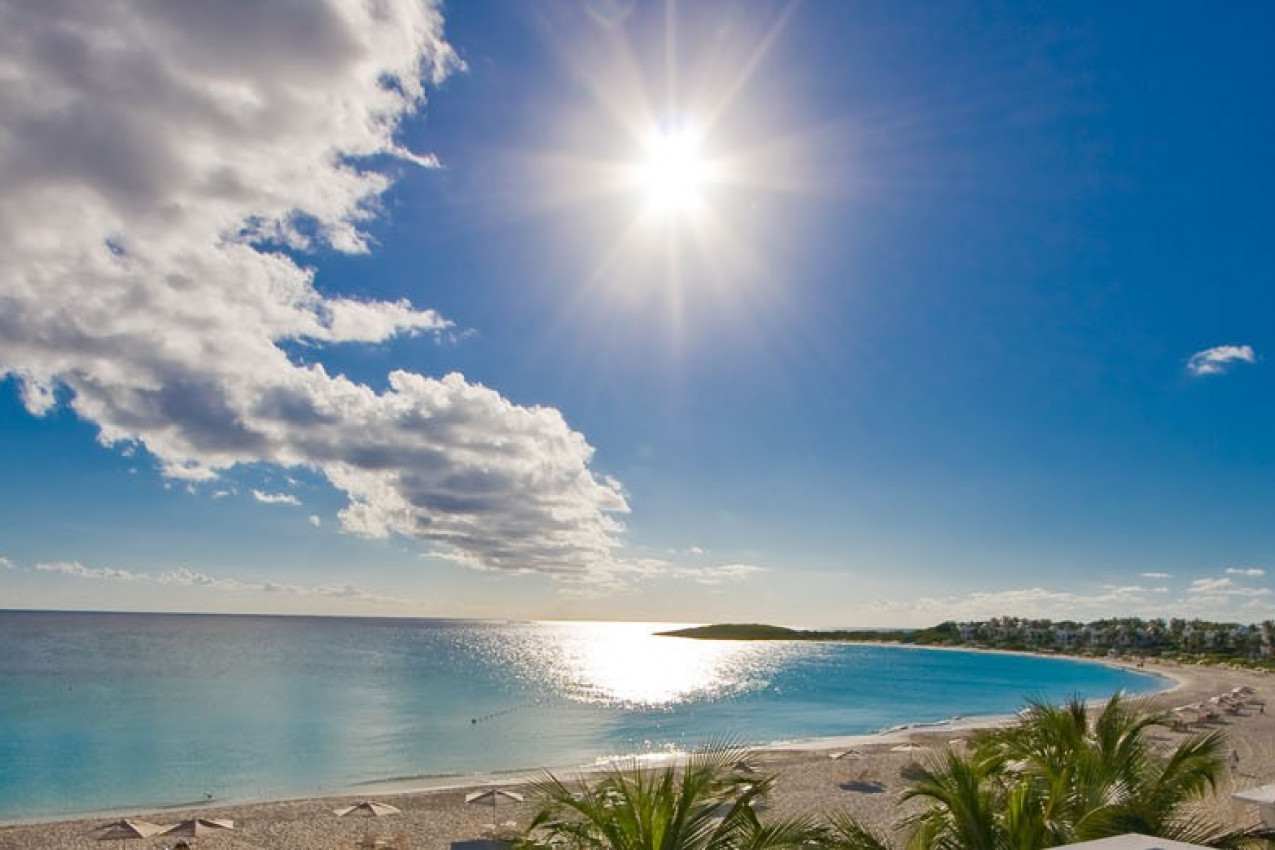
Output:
[527, 621, 792, 707]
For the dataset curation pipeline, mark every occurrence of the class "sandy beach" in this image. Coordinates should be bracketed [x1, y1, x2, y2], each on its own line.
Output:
[3, 659, 1272, 850]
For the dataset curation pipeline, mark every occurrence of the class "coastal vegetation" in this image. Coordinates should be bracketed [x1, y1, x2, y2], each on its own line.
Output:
[829, 694, 1270, 850]
[520, 696, 1272, 850]
[519, 745, 821, 850]
[659, 618, 1275, 669]
[832, 694, 1268, 850]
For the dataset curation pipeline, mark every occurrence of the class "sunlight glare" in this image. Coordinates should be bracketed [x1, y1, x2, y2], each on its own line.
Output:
[538, 621, 783, 706]
[639, 128, 707, 213]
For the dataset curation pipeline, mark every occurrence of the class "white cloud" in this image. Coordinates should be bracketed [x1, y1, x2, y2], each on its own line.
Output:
[37, 561, 400, 605]
[1188, 576, 1270, 597]
[0, 1, 629, 578]
[157, 566, 251, 592]
[0, 555, 12, 569]
[36, 561, 146, 582]
[671, 562, 766, 585]
[1186, 344, 1257, 376]
[308, 515, 322, 527]
[252, 489, 301, 506]
[1225, 567, 1265, 577]
[854, 579, 1269, 626]
[1140, 572, 1171, 579]
[1189, 577, 1233, 593]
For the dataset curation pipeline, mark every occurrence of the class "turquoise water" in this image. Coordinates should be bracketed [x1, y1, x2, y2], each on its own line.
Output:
[0, 611, 1165, 821]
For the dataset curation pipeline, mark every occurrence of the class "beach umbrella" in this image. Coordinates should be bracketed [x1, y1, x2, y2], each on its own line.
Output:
[466, 788, 524, 807]
[466, 788, 524, 819]
[890, 743, 927, 753]
[163, 817, 234, 837]
[334, 800, 402, 817]
[1233, 783, 1275, 828]
[1171, 706, 1197, 727]
[1232, 687, 1264, 704]
[97, 818, 168, 840]
[829, 750, 864, 760]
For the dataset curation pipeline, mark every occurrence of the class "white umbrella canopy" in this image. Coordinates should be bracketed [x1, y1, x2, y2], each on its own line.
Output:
[334, 800, 402, 817]
[97, 818, 169, 840]
[829, 749, 864, 760]
[163, 817, 235, 837]
[465, 788, 525, 808]
[467, 788, 526, 838]
[891, 743, 928, 753]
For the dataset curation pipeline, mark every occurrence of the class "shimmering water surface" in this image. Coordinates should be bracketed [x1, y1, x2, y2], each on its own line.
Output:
[0, 611, 1165, 821]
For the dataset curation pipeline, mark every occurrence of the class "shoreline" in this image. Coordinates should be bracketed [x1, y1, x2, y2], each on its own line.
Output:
[4, 677, 1264, 850]
[0, 646, 1175, 829]
[4, 665, 1271, 849]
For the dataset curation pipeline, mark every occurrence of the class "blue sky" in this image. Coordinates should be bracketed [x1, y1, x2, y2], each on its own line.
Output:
[1, 1, 1273, 626]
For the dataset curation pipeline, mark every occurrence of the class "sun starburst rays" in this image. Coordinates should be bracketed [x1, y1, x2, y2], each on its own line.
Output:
[504, 3, 817, 347]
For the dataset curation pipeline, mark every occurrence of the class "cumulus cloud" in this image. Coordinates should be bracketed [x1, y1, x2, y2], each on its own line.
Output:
[1225, 567, 1265, 577]
[309, 515, 322, 527]
[0, 1, 629, 577]
[1140, 572, 1171, 579]
[1186, 344, 1257, 376]
[252, 489, 301, 506]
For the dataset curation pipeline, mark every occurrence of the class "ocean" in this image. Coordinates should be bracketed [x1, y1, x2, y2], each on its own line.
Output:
[0, 611, 1165, 822]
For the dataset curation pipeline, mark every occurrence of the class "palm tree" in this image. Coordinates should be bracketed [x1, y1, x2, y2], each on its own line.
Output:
[970, 694, 1253, 848]
[827, 694, 1268, 850]
[518, 746, 822, 850]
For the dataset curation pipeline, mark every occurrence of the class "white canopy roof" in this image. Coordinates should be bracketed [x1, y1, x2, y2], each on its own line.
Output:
[1233, 783, 1275, 805]
[1054, 833, 1216, 850]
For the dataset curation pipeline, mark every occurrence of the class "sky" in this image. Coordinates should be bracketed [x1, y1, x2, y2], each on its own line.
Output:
[1, 1, 1273, 628]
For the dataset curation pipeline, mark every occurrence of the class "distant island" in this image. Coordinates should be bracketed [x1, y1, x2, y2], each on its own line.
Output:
[658, 617, 1275, 670]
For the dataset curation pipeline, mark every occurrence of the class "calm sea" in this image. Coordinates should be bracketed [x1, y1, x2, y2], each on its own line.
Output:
[0, 611, 1165, 821]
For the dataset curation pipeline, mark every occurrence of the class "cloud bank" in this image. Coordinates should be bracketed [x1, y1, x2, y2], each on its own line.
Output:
[853, 568, 1273, 626]
[0, 1, 628, 577]
[35, 560, 397, 604]
[1186, 344, 1257, 376]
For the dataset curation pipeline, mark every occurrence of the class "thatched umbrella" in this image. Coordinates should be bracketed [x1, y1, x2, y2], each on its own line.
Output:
[466, 788, 524, 828]
[334, 800, 402, 817]
[828, 750, 864, 760]
[163, 817, 235, 837]
[466, 788, 524, 809]
[890, 743, 928, 754]
[97, 819, 168, 840]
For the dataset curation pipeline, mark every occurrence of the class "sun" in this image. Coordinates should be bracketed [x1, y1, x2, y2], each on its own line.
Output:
[637, 126, 707, 214]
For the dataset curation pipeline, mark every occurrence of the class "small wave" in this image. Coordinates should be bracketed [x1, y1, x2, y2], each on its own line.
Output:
[352, 771, 463, 786]
[875, 716, 963, 734]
